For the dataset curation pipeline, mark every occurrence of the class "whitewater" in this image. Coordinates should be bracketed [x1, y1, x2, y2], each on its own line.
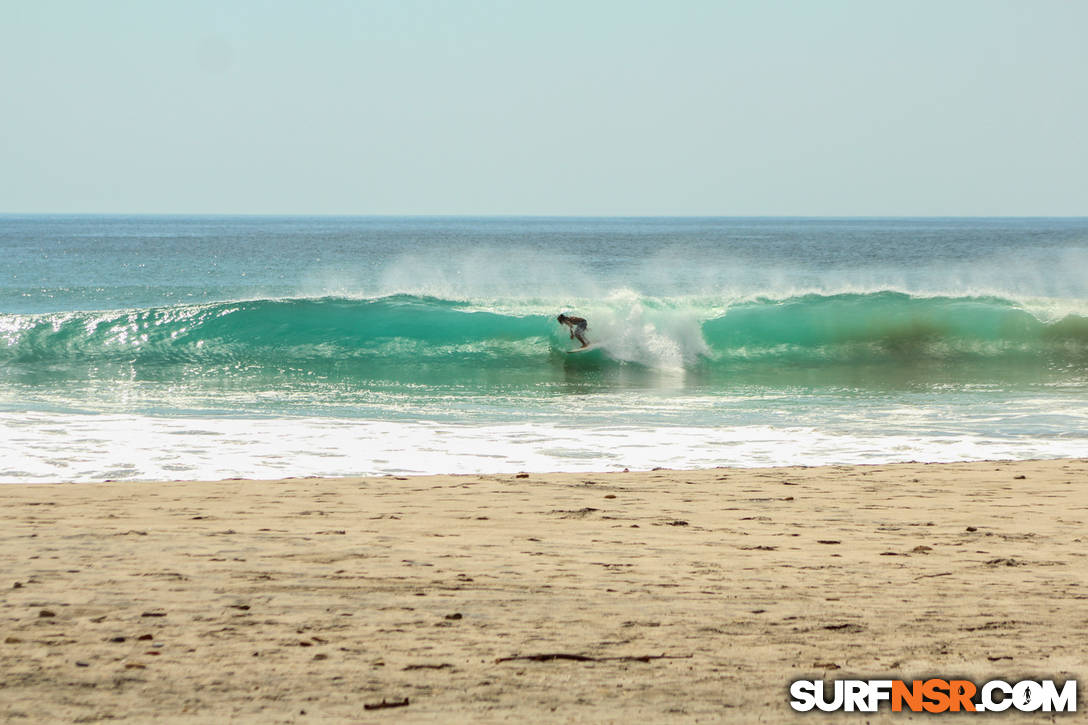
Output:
[2, 216, 1086, 482]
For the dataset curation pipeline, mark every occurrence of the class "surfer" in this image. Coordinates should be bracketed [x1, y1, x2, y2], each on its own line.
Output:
[557, 313, 589, 348]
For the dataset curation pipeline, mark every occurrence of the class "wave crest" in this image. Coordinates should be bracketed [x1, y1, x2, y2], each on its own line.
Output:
[2, 292, 1086, 375]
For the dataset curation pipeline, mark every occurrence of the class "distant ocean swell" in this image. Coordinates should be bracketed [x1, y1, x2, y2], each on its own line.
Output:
[2, 292, 1086, 376]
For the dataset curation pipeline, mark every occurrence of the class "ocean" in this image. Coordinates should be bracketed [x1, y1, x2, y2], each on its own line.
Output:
[2, 215, 1086, 483]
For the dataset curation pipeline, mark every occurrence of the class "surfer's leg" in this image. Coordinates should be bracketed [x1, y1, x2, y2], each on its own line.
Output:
[575, 323, 588, 347]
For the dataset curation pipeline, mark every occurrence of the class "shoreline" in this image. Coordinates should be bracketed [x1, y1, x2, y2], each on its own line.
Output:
[6, 453, 1084, 488]
[2, 458, 1086, 722]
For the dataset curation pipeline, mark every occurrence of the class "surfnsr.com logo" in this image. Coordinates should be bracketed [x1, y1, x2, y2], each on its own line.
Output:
[790, 678, 1076, 713]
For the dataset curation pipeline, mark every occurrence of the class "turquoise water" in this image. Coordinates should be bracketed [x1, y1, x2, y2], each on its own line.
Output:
[2, 216, 1086, 481]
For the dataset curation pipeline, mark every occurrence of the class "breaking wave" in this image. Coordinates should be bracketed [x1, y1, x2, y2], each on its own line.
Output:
[2, 292, 1086, 382]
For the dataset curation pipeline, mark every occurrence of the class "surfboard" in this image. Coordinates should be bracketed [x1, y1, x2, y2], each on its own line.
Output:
[567, 342, 604, 354]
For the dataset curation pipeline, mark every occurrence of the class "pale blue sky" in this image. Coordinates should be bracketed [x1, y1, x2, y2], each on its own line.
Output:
[2, 0, 1086, 215]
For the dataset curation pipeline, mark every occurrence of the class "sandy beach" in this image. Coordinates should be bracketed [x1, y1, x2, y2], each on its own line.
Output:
[1, 459, 1086, 723]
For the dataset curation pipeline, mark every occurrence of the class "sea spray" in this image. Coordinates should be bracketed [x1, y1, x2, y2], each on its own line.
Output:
[4, 215, 1087, 483]
[2, 292, 1085, 379]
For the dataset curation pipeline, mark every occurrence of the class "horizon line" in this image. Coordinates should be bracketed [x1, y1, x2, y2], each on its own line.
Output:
[2, 212, 1086, 220]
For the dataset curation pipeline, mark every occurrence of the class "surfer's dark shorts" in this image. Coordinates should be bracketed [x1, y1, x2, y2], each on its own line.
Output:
[575, 321, 587, 334]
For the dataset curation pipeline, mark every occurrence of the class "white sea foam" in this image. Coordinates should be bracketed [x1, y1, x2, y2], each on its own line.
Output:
[564, 289, 711, 369]
[5, 218, 1086, 485]
[2, 411, 1084, 484]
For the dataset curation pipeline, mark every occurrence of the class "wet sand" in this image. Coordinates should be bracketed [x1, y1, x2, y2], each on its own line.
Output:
[1, 459, 1086, 723]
